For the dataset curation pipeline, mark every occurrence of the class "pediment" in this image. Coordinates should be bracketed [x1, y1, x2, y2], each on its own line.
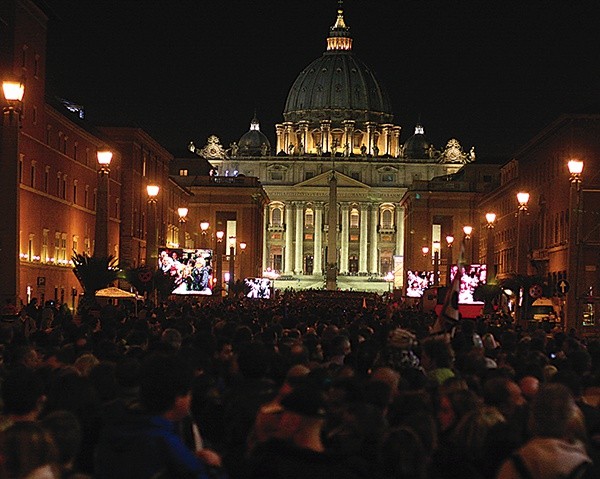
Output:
[295, 170, 370, 188]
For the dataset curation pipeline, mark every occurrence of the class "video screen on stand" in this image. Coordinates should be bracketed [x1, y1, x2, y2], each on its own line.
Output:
[244, 277, 273, 299]
[158, 248, 213, 295]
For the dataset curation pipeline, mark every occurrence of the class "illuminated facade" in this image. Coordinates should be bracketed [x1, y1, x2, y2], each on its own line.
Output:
[195, 6, 477, 290]
[479, 115, 600, 331]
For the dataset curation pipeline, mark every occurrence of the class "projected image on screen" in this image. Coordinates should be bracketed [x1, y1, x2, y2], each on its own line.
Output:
[449, 264, 487, 304]
[406, 270, 435, 298]
[244, 277, 272, 299]
[158, 248, 213, 295]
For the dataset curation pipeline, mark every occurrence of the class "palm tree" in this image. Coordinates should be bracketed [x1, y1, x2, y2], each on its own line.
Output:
[71, 252, 121, 312]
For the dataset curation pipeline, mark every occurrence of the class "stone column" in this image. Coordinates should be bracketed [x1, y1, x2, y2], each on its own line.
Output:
[366, 122, 376, 155]
[359, 203, 369, 274]
[284, 122, 294, 154]
[393, 126, 402, 158]
[262, 204, 269, 273]
[395, 205, 405, 257]
[313, 203, 323, 274]
[284, 203, 294, 275]
[395, 205, 405, 283]
[369, 204, 379, 274]
[320, 120, 331, 154]
[299, 121, 309, 155]
[294, 202, 304, 275]
[275, 124, 284, 154]
[340, 203, 350, 274]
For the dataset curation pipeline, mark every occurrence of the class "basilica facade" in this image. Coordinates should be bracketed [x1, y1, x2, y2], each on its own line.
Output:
[195, 6, 475, 287]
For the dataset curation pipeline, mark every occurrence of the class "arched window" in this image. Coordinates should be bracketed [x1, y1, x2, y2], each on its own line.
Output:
[271, 207, 282, 227]
[381, 208, 393, 229]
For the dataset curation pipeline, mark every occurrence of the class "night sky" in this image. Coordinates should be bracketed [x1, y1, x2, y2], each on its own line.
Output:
[43, 0, 600, 161]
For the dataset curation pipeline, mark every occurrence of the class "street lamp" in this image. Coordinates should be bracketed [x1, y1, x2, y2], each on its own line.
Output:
[515, 191, 530, 326]
[517, 192, 530, 212]
[421, 246, 430, 256]
[94, 149, 112, 258]
[1, 79, 25, 305]
[485, 213, 496, 282]
[200, 220, 209, 248]
[567, 159, 584, 332]
[177, 207, 188, 248]
[228, 236, 236, 296]
[463, 225, 473, 239]
[145, 184, 160, 269]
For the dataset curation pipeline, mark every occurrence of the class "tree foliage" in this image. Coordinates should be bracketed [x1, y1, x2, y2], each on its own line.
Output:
[71, 252, 121, 294]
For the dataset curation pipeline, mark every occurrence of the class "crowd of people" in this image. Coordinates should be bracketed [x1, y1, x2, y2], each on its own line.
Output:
[0, 291, 599, 478]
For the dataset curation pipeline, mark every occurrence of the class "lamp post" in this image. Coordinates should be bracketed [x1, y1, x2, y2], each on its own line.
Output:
[94, 149, 112, 258]
[515, 191, 530, 325]
[462, 225, 473, 265]
[177, 207, 188, 248]
[145, 184, 160, 269]
[485, 212, 496, 282]
[446, 234, 454, 286]
[215, 230, 224, 294]
[567, 159, 583, 332]
[228, 236, 236, 296]
[239, 241, 247, 279]
[515, 192, 530, 275]
[0, 80, 24, 305]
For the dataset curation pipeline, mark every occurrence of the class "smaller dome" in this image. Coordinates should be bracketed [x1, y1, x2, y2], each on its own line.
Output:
[238, 115, 271, 156]
[403, 124, 431, 159]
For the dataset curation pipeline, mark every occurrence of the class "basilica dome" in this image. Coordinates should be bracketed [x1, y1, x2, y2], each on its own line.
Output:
[403, 124, 431, 159]
[238, 115, 271, 156]
[283, 8, 393, 124]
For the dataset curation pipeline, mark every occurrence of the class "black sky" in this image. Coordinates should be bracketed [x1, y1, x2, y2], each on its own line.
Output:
[44, 0, 600, 160]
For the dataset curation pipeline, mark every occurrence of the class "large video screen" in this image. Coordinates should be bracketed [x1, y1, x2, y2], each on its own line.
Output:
[449, 264, 487, 304]
[158, 248, 213, 295]
[244, 277, 273, 299]
[406, 270, 435, 298]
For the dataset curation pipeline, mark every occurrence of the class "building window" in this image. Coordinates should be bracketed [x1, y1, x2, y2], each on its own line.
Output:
[56, 174, 61, 197]
[350, 208, 359, 228]
[381, 173, 396, 183]
[84, 186, 89, 209]
[61, 233, 67, 262]
[54, 232, 60, 263]
[381, 208, 393, 229]
[28, 234, 34, 261]
[84, 237, 91, 255]
[42, 229, 49, 262]
[30, 162, 36, 188]
[304, 171, 315, 181]
[62, 176, 67, 199]
[271, 207, 282, 227]
[305, 208, 314, 228]
[44, 168, 50, 193]
[73, 181, 78, 204]
[179, 169, 188, 176]
[270, 171, 283, 181]
[73, 143, 78, 161]
[72, 235, 79, 253]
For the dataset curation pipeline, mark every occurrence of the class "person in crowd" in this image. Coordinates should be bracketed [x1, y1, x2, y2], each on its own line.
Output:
[94, 353, 212, 479]
[497, 383, 592, 479]
[0, 421, 60, 479]
[0, 367, 46, 431]
[248, 384, 369, 478]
